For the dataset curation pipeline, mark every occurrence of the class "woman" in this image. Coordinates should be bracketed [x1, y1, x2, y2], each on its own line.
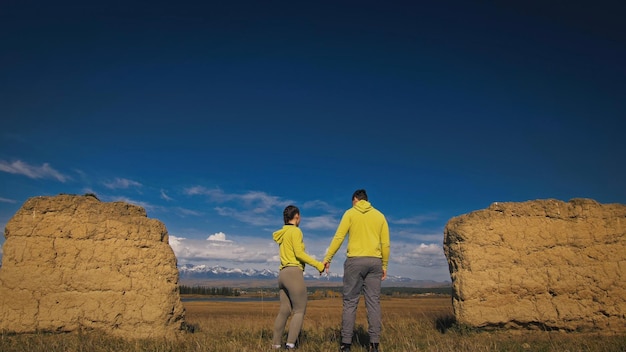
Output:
[271, 205, 325, 350]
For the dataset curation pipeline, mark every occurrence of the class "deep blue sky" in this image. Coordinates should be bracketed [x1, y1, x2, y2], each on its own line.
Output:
[1, 1, 625, 281]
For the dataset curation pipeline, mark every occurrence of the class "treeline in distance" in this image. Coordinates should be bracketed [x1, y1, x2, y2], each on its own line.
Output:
[179, 285, 240, 296]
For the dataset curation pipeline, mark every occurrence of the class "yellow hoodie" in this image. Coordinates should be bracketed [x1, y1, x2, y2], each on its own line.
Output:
[273, 224, 325, 272]
[323, 200, 390, 270]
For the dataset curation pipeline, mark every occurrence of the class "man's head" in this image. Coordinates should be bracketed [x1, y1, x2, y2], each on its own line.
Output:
[283, 205, 301, 225]
[352, 189, 368, 205]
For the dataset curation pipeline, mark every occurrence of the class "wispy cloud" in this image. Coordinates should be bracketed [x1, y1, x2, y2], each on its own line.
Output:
[0, 160, 69, 182]
[393, 229, 444, 243]
[160, 189, 173, 201]
[391, 214, 440, 226]
[185, 187, 294, 226]
[174, 207, 203, 217]
[239, 191, 289, 212]
[183, 186, 233, 201]
[300, 215, 338, 231]
[103, 178, 142, 189]
[185, 187, 290, 209]
[302, 199, 340, 214]
[0, 197, 17, 204]
[214, 206, 274, 226]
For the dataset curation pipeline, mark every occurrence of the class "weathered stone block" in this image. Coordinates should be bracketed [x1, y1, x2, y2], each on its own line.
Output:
[0, 194, 186, 339]
[444, 198, 626, 332]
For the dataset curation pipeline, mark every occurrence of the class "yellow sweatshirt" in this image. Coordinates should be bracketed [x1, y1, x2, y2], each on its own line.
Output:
[273, 224, 325, 272]
[323, 200, 390, 270]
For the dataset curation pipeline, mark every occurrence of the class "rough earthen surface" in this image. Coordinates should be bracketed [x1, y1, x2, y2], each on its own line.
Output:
[444, 198, 626, 332]
[0, 194, 186, 339]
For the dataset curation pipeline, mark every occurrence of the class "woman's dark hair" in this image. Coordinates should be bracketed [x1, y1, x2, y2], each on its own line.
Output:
[352, 189, 368, 201]
[283, 205, 300, 224]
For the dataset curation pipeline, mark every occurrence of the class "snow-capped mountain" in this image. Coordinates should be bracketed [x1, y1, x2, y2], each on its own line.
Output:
[178, 264, 279, 279]
[178, 263, 341, 281]
[177, 264, 444, 286]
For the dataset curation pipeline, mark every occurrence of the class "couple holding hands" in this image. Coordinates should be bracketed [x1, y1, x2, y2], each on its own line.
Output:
[271, 189, 390, 352]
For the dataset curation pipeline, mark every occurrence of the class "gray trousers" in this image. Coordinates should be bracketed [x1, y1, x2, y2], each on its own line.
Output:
[272, 266, 308, 346]
[342, 257, 383, 344]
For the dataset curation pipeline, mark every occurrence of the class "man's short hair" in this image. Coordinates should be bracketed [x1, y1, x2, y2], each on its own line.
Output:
[352, 189, 368, 201]
[283, 205, 300, 224]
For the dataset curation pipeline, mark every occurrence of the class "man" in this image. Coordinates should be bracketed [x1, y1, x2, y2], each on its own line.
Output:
[323, 189, 390, 352]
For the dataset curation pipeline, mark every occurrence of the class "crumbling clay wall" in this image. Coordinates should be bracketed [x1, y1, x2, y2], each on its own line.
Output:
[0, 194, 186, 339]
[444, 198, 626, 332]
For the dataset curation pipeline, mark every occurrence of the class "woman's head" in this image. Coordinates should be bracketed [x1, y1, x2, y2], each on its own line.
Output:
[283, 205, 300, 225]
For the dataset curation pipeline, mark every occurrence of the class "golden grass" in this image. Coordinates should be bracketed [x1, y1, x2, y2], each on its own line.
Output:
[1, 296, 625, 351]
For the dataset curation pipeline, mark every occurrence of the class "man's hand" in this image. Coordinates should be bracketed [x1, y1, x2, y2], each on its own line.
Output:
[382, 269, 387, 281]
[323, 261, 330, 274]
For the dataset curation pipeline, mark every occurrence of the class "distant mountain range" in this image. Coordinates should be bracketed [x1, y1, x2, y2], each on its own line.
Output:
[178, 264, 450, 288]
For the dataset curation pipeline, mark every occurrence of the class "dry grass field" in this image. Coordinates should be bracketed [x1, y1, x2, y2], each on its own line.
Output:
[1, 296, 625, 351]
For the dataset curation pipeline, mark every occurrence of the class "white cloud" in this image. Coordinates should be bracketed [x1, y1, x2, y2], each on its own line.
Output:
[0, 160, 68, 182]
[411, 243, 443, 256]
[268, 254, 280, 263]
[207, 232, 232, 243]
[168, 234, 186, 248]
[169, 234, 276, 264]
[0, 197, 17, 204]
[392, 243, 448, 268]
[103, 177, 142, 189]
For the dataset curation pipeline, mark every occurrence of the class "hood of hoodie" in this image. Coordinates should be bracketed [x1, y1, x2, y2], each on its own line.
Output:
[272, 225, 292, 244]
[354, 200, 372, 213]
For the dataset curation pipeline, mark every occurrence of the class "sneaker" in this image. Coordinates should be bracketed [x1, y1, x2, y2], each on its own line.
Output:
[271, 344, 282, 350]
[369, 342, 380, 352]
[340, 343, 351, 352]
[285, 344, 296, 350]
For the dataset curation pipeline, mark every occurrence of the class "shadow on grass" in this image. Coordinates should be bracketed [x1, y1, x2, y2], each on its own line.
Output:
[435, 314, 457, 333]
[182, 322, 198, 333]
[352, 324, 372, 348]
[297, 324, 371, 349]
